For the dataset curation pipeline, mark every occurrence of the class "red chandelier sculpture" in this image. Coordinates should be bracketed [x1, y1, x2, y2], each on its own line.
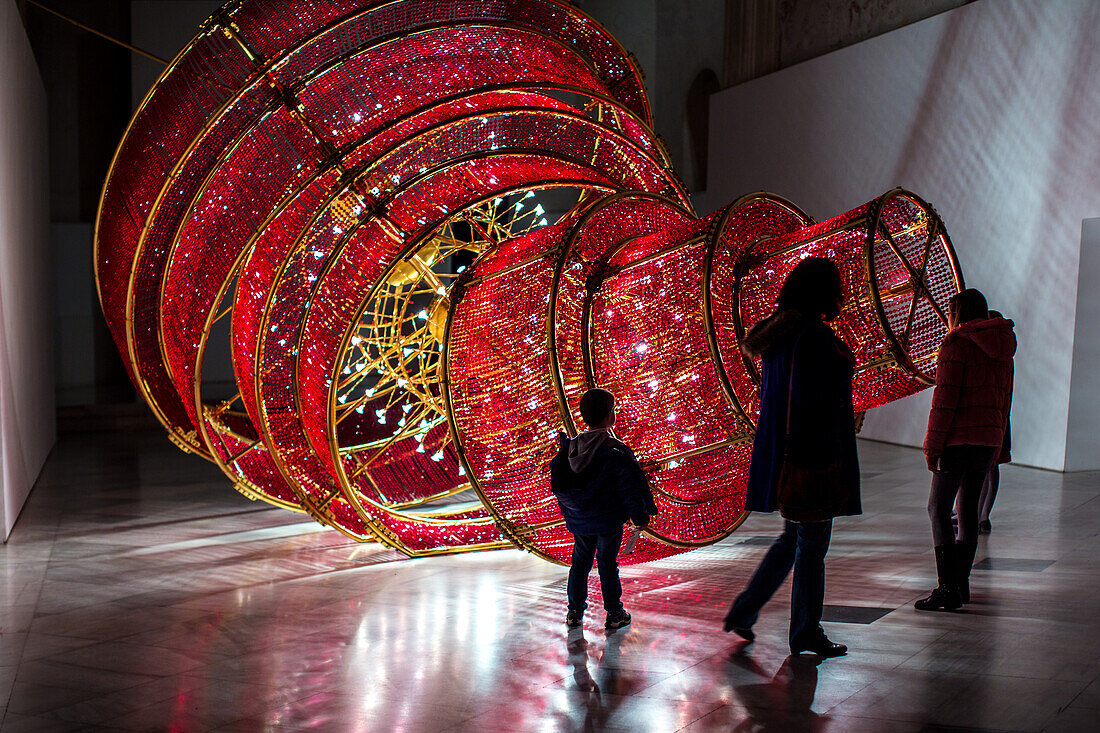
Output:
[95, 0, 962, 564]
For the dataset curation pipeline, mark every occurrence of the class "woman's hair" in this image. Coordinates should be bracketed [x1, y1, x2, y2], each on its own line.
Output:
[579, 388, 615, 427]
[949, 288, 988, 324]
[776, 256, 844, 320]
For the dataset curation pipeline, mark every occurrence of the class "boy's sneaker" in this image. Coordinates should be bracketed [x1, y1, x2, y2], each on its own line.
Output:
[566, 609, 583, 627]
[605, 609, 631, 630]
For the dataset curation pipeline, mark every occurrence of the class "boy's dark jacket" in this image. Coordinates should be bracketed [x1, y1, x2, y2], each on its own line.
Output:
[549, 430, 657, 535]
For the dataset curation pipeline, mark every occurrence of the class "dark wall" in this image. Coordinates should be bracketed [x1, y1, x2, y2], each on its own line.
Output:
[24, 0, 135, 405]
[724, 0, 974, 86]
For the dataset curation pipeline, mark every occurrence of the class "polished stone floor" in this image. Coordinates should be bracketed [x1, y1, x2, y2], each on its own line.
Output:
[1, 430, 1097, 732]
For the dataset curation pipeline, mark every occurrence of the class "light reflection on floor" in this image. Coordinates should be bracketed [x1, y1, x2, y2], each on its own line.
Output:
[0, 430, 1097, 731]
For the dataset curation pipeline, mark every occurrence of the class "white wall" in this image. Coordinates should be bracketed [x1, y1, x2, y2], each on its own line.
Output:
[707, 0, 1100, 471]
[1065, 219, 1100, 471]
[1, 2, 55, 539]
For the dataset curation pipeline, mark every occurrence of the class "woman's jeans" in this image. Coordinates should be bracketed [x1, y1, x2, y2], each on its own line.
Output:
[930, 445, 998, 545]
[727, 520, 833, 645]
[567, 527, 624, 612]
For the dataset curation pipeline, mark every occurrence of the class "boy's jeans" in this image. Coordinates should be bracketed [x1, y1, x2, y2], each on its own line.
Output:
[567, 527, 624, 612]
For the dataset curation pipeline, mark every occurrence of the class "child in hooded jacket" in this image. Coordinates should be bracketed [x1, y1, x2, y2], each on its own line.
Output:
[550, 388, 656, 630]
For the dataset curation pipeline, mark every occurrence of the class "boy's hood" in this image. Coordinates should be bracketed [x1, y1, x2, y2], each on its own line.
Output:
[568, 429, 609, 472]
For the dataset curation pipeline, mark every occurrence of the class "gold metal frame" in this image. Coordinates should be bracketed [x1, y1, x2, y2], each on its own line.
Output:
[864, 188, 964, 385]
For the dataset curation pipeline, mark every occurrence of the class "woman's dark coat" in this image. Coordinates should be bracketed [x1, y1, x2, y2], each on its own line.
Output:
[742, 310, 861, 516]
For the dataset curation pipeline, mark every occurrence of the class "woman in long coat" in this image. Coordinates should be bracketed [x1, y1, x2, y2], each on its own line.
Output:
[722, 257, 860, 657]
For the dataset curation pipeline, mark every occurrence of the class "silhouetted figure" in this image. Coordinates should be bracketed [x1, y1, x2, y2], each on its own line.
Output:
[723, 258, 860, 658]
[917, 289, 1015, 611]
[951, 309, 1012, 536]
[979, 310, 1012, 534]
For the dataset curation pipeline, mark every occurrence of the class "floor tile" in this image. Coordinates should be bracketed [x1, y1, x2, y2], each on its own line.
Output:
[820, 604, 895, 624]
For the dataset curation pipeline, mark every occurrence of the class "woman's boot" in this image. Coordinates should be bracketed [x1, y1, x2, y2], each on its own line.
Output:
[915, 545, 961, 611]
[956, 541, 978, 604]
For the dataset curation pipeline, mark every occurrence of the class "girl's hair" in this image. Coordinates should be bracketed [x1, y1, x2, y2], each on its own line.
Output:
[776, 256, 844, 320]
[949, 288, 988, 324]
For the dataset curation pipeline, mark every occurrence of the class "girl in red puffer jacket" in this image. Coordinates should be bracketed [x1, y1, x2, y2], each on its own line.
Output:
[916, 288, 1015, 611]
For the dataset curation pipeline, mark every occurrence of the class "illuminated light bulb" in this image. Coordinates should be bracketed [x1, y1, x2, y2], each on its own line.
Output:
[634, 343, 648, 354]
[365, 388, 375, 397]
[458, 466, 466, 476]
[356, 405, 365, 414]
[415, 433, 425, 442]
[667, 413, 676, 421]
[533, 204, 544, 216]
[398, 417, 406, 427]
[402, 404, 412, 413]
[431, 450, 444, 461]
[669, 460, 679, 468]
[514, 202, 524, 211]
[493, 197, 502, 206]
[649, 379, 658, 389]
[416, 443, 425, 453]
[682, 435, 694, 444]
[524, 191, 535, 198]
[456, 265, 466, 273]
[417, 310, 428, 319]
